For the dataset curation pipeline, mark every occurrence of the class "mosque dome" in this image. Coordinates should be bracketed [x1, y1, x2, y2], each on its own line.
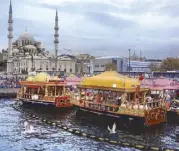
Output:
[26, 76, 34, 82]
[24, 45, 37, 50]
[18, 31, 35, 42]
[34, 72, 50, 82]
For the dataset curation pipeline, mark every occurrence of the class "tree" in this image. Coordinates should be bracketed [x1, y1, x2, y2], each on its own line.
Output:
[160, 58, 179, 71]
[105, 63, 117, 71]
[149, 62, 161, 71]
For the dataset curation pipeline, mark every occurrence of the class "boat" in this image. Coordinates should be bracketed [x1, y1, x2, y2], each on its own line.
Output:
[71, 71, 167, 127]
[16, 72, 72, 108]
[140, 76, 179, 123]
[166, 89, 179, 123]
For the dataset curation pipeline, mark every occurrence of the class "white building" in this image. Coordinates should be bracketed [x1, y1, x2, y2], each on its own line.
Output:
[4, 1, 76, 75]
[91, 56, 128, 73]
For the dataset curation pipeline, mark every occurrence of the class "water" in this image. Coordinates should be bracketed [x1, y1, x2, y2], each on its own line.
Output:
[0, 99, 179, 151]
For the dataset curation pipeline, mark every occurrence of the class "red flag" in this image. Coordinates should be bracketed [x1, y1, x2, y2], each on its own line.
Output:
[139, 74, 144, 81]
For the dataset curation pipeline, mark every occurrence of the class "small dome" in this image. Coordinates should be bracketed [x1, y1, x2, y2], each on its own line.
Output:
[24, 45, 37, 50]
[13, 49, 19, 53]
[18, 32, 35, 41]
[26, 76, 34, 82]
[34, 72, 50, 82]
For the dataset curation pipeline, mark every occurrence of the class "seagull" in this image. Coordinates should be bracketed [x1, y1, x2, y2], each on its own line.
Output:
[29, 125, 35, 133]
[24, 121, 30, 130]
[23, 121, 35, 134]
[108, 122, 116, 134]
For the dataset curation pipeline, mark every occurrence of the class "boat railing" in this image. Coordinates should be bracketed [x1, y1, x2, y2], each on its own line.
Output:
[79, 101, 119, 112]
[145, 100, 166, 109]
[41, 96, 56, 102]
[73, 99, 166, 114]
[19, 93, 56, 102]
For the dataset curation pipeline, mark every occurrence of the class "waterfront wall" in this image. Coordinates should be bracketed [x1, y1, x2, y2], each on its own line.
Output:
[0, 88, 19, 98]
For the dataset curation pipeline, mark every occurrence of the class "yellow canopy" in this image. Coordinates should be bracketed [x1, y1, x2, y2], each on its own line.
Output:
[51, 76, 60, 81]
[81, 71, 140, 89]
[33, 72, 51, 82]
[26, 76, 34, 82]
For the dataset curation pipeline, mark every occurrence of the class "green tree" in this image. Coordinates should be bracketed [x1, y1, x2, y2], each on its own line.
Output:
[149, 62, 161, 71]
[160, 58, 179, 71]
[105, 63, 117, 71]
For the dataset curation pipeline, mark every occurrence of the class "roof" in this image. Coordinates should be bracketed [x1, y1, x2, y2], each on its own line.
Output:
[142, 78, 172, 87]
[24, 45, 37, 50]
[21, 73, 66, 85]
[96, 56, 121, 59]
[50, 76, 60, 81]
[18, 32, 35, 41]
[79, 71, 142, 91]
[26, 76, 34, 82]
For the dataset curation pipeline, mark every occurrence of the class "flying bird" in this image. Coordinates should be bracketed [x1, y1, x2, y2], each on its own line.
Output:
[108, 122, 116, 134]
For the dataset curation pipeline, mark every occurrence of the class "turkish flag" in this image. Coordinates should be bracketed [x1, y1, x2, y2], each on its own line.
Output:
[139, 74, 144, 81]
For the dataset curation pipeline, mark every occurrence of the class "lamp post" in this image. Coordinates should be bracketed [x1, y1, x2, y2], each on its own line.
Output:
[129, 49, 131, 76]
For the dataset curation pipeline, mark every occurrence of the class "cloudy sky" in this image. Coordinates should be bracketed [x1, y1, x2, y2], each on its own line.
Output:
[0, 0, 179, 59]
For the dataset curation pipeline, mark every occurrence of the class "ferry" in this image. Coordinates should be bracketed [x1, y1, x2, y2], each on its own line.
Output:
[16, 72, 72, 108]
[72, 71, 167, 127]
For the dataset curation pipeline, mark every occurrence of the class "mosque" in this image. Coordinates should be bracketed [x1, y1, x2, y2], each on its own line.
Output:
[2, 1, 76, 75]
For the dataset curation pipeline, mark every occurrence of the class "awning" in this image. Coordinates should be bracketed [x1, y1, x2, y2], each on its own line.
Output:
[26, 85, 40, 88]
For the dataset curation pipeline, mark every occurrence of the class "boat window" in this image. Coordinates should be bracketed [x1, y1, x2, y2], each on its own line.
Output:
[34, 88, 38, 95]
[47, 86, 55, 96]
[56, 86, 63, 96]
[39, 87, 45, 96]
[136, 93, 143, 104]
[127, 93, 134, 103]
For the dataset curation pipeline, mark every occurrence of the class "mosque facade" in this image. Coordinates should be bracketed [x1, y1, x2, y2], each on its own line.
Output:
[3, 1, 76, 75]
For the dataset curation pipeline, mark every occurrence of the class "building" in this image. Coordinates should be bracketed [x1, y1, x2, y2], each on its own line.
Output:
[127, 60, 162, 73]
[2, 1, 76, 75]
[91, 56, 128, 74]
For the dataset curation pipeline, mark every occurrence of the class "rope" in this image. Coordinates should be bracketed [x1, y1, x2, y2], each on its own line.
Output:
[12, 104, 178, 151]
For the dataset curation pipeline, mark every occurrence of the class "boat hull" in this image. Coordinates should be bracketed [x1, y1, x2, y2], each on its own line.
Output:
[18, 98, 72, 109]
[74, 105, 147, 128]
[73, 105, 166, 128]
[167, 110, 179, 124]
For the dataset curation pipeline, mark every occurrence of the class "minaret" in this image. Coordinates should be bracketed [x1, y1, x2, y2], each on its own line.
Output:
[8, 0, 13, 59]
[54, 10, 59, 70]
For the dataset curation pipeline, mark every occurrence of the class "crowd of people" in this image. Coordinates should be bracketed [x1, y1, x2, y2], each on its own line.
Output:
[0, 76, 26, 89]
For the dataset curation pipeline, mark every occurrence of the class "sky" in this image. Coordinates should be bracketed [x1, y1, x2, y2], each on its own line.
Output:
[0, 0, 179, 59]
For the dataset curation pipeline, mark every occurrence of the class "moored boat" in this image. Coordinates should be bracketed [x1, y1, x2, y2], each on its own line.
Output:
[16, 72, 72, 108]
[166, 89, 179, 123]
[72, 71, 167, 127]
